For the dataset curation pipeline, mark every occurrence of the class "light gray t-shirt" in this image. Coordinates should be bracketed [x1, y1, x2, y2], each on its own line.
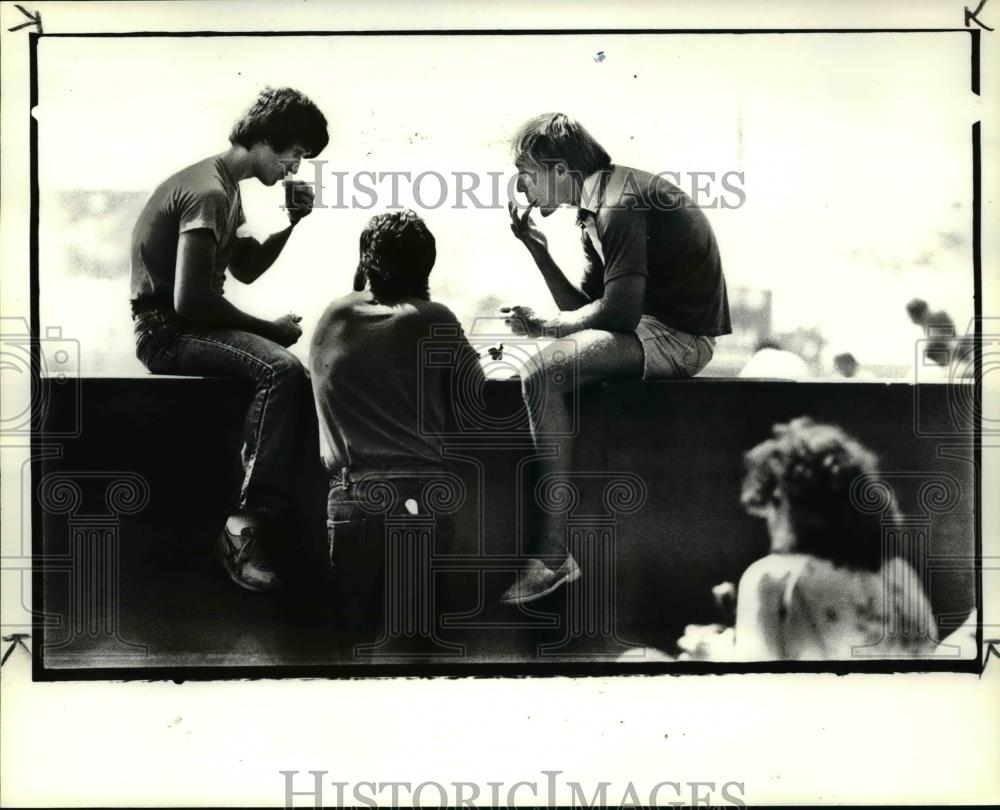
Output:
[130, 155, 245, 306]
[310, 291, 483, 473]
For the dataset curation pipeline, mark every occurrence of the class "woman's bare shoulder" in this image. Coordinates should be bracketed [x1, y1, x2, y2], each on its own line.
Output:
[741, 553, 809, 583]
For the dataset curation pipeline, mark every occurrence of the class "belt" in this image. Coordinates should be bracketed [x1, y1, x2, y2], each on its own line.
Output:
[332, 465, 448, 489]
[130, 298, 174, 318]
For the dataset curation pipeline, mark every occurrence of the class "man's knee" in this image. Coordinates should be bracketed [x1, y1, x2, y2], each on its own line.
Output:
[523, 341, 577, 396]
[269, 349, 307, 383]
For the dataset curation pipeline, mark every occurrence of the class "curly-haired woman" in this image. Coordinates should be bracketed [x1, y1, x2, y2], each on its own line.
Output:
[679, 417, 938, 661]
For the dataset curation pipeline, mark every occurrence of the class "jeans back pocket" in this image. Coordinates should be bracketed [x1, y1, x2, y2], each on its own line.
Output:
[134, 319, 179, 374]
[327, 516, 368, 571]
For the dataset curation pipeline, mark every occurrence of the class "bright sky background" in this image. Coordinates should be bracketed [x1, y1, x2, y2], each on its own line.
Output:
[37, 32, 977, 373]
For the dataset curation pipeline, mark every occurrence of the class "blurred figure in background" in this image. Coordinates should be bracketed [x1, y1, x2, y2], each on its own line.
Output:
[738, 339, 812, 380]
[832, 351, 875, 380]
[906, 298, 957, 368]
[678, 417, 937, 661]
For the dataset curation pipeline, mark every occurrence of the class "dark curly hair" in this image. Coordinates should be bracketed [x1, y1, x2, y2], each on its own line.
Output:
[906, 298, 929, 319]
[355, 209, 436, 303]
[229, 87, 329, 157]
[741, 417, 893, 571]
[512, 113, 612, 176]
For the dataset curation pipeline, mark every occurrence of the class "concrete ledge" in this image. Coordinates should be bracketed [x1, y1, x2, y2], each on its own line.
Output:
[38, 375, 975, 667]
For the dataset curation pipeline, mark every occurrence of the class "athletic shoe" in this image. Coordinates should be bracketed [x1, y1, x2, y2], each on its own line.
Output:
[214, 523, 281, 592]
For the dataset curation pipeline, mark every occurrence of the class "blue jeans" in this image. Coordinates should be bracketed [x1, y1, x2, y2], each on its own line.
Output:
[326, 469, 455, 638]
[134, 308, 318, 519]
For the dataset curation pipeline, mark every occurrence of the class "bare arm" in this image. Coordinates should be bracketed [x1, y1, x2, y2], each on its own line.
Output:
[229, 181, 315, 284]
[508, 202, 590, 311]
[505, 275, 644, 340]
[507, 195, 651, 337]
[546, 274, 644, 336]
[525, 242, 591, 311]
[228, 226, 295, 284]
[733, 558, 790, 660]
[173, 230, 301, 346]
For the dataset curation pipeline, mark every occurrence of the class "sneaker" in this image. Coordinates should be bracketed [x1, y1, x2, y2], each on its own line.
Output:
[214, 523, 281, 592]
[500, 553, 581, 605]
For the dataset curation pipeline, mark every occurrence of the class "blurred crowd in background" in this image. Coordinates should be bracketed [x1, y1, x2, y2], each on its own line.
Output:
[42, 190, 975, 383]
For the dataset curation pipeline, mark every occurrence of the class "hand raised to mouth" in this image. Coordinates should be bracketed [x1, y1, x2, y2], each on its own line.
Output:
[285, 180, 316, 225]
[507, 200, 548, 254]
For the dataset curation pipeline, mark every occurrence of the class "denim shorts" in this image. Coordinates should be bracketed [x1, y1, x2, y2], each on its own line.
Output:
[635, 315, 716, 379]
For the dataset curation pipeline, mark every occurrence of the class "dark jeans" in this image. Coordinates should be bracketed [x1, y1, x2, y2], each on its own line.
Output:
[134, 308, 321, 521]
[327, 470, 455, 640]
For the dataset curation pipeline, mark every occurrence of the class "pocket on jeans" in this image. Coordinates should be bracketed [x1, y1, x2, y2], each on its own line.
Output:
[327, 517, 367, 570]
[135, 327, 178, 374]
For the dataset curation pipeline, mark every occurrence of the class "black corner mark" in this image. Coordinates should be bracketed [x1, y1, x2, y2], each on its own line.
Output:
[966, 0, 994, 30]
[982, 639, 1000, 675]
[1, 634, 31, 667]
[7, 5, 42, 34]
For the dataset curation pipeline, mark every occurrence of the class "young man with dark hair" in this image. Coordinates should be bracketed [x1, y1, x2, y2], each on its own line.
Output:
[501, 112, 731, 604]
[309, 209, 483, 639]
[130, 87, 328, 592]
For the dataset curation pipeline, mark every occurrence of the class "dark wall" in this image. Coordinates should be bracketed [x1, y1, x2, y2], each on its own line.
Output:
[38, 376, 976, 665]
[578, 380, 975, 647]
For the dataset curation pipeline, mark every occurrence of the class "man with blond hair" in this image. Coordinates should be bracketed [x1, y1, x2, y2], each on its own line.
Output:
[502, 112, 731, 604]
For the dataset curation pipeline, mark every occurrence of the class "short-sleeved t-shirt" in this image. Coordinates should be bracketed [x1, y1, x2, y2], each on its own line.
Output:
[578, 165, 731, 337]
[309, 291, 482, 473]
[130, 156, 245, 307]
